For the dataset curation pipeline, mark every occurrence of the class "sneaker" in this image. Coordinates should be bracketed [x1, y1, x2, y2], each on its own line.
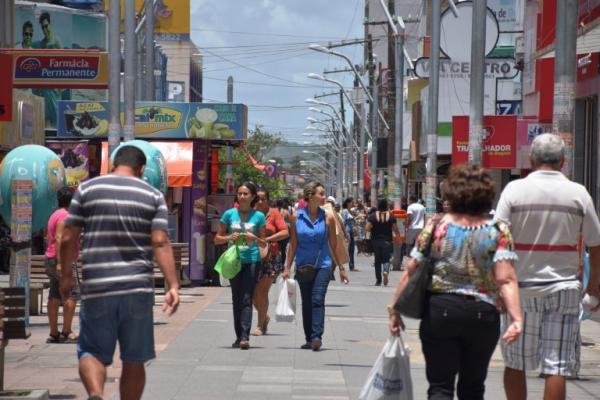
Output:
[300, 342, 312, 349]
[231, 339, 241, 348]
[383, 272, 389, 286]
[311, 339, 322, 351]
[239, 340, 250, 350]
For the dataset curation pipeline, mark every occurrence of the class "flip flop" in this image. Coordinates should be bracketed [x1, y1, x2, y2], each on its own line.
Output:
[61, 331, 78, 343]
[46, 333, 61, 344]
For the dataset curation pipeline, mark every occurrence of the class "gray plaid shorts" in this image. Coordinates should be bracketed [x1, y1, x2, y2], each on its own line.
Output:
[501, 289, 581, 377]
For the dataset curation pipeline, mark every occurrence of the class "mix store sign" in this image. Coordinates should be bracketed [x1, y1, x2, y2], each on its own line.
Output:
[57, 101, 248, 140]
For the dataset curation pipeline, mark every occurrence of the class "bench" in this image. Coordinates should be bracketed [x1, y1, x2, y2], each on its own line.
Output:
[0, 287, 29, 340]
[153, 242, 189, 291]
[29, 255, 48, 316]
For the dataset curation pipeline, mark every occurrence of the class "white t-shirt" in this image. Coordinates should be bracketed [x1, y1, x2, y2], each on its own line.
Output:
[407, 202, 426, 229]
[496, 170, 600, 298]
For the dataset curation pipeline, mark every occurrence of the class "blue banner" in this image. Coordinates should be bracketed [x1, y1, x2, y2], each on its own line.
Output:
[57, 101, 248, 140]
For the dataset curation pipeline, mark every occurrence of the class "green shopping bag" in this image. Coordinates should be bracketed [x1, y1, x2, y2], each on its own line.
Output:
[214, 244, 241, 279]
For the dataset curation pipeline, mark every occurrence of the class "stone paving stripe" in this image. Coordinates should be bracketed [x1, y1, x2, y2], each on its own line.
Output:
[237, 383, 292, 393]
[193, 319, 228, 323]
[291, 396, 349, 400]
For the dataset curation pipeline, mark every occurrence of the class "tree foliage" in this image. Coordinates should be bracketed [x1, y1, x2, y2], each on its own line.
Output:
[219, 125, 289, 199]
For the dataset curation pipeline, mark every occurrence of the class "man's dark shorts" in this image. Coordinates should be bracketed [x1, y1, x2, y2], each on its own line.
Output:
[78, 292, 156, 365]
[45, 257, 80, 301]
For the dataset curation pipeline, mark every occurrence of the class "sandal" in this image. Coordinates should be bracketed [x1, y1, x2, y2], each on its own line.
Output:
[61, 331, 78, 343]
[251, 327, 264, 336]
[46, 333, 62, 343]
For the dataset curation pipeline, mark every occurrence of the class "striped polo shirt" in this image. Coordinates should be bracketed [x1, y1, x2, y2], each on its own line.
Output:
[496, 170, 600, 298]
[65, 174, 169, 299]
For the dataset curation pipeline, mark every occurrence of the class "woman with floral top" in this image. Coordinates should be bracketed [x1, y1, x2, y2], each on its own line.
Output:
[388, 165, 522, 400]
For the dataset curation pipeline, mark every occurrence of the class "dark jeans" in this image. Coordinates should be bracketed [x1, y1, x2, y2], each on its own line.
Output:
[419, 293, 500, 400]
[298, 267, 331, 343]
[372, 239, 392, 283]
[229, 262, 259, 341]
[279, 238, 289, 267]
[347, 233, 355, 270]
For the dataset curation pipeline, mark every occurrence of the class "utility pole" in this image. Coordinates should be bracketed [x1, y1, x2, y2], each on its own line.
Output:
[387, 0, 396, 197]
[552, 0, 577, 179]
[225, 76, 234, 194]
[468, 0, 486, 165]
[425, 0, 440, 217]
[371, 63, 379, 205]
[0, 1, 14, 48]
[339, 89, 350, 199]
[124, 0, 136, 142]
[334, 119, 343, 201]
[108, 1, 121, 155]
[145, 0, 155, 101]
[393, 17, 405, 210]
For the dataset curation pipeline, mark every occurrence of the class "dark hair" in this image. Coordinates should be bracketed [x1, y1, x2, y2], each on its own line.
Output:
[409, 194, 418, 203]
[276, 199, 284, 209]
[113, 146, 146, 171]
[238, 181, 259, 207]
[342, 197, 353, 209]
[39, 12, 50, 25]
[256, 185, 270, 200]
[377, 198, 388, 212]
[303, 181, 324, 201]
[22, 21, 33, 33]
[442, 164, 496, 216]
[57, 186, 74, 208]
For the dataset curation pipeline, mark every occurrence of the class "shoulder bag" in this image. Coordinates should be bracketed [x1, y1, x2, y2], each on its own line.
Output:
[393, 216, 441, 319]
[295, 213, 327, 283]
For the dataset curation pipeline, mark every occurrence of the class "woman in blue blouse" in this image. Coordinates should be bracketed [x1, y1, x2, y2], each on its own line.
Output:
[282, 182, 349, 351]
[215, 182, 267, 350]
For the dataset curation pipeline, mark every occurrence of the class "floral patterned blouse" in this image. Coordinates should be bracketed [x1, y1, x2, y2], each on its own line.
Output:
[410, 217, 517, 306]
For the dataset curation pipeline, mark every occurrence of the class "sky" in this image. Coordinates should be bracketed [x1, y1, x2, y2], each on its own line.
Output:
[189, 0, 367, 144]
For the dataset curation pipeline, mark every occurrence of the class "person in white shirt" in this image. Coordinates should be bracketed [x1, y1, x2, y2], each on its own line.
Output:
[496, 133, 600, 400]
[406, 195, 426, 248]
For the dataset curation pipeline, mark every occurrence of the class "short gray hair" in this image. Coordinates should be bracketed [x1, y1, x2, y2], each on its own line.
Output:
[530, 133, 565, 166]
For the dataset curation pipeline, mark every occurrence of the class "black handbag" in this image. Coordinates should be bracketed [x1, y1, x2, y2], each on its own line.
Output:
[393, 217, 441, 319]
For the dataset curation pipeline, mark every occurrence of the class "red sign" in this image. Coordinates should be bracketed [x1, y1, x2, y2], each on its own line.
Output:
[577, 52, 599, 81]
[0, 53, 13, 121]
[452, 115, 517, 169]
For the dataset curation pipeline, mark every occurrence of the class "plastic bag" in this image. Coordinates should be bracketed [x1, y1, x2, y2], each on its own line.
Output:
[359, 335, 413, 400]
[214, 245, 241, 279]
[275, 277, 296, 322]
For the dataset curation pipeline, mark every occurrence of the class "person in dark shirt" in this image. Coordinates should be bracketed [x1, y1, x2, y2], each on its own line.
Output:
[366, 198, 401, 286]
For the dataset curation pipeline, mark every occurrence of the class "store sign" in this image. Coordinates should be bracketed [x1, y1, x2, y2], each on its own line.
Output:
[57, 101, 248, 140]
[452, 115, 517, 169]
[577, 52, 599, 81]
[0, 53, 13, 121]
[46, 141, 90, 187]
[516, 118, 552, 169]
[12, 51, 108, 89]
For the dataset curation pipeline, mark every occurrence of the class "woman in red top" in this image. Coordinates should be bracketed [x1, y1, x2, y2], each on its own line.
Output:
[252, 186, 289, 336]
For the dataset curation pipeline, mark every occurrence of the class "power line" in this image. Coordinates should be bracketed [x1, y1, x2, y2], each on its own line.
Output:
[191, 27, 349, 40]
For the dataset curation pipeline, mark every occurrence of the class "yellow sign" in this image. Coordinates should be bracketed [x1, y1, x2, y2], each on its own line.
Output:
[108, 0, 190, 40]
[121, 106, 184, 135]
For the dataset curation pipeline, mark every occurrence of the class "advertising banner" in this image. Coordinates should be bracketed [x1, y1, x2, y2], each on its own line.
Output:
[57, 101, 248, 140]
[190, 140, 209, 281]
[452, 115, 517, 169]
[516, 119, 552, 169]
[132, 0, 190, 41]
[0, 53, 14, 122]
[46, 140, 90, 187]
[15, 3, 107, 129]
[11, 50, 108, 89]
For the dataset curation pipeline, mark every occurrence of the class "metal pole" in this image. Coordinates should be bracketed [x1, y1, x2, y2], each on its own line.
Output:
[145, 0, 155, 101]
[359, 104, 367, 201]
[339, 90, 350, 199]
[393, 19, 405, 210]
[425, 0, 440, 217]
[225, 76, 234, 194]
[468, 0, 486, 165]
[124, 0, 136, 142]
[371, 65, 379, 205]
[108, 1, 121, 155]
[335, 121, 343, 201]
[552, 0, 577, 179]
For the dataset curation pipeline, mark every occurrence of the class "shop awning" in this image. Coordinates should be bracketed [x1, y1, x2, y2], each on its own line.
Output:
[101, 141, 193, 187]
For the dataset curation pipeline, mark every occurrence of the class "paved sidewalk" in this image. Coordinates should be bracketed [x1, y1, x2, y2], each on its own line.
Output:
[144, 254, 600, 400]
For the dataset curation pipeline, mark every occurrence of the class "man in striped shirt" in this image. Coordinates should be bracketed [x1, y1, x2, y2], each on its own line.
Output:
[59, 145, 179, 400]
[496, 134, 600, 400]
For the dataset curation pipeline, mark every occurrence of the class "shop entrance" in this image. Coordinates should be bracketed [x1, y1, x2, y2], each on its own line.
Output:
[575, 96, 599, 208]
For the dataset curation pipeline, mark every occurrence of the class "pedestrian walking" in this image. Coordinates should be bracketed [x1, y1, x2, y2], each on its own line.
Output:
[351, 199, 368, 255]
[341, 198, 356, 271]
[252, 187, 289, 336]
[406, 194, 426, 249]
[215, 181, 267, 350]
[496, 133, 600, 400]
[282, 182, 349, 351]
[276, 198, 291, 267]
[45, 186, 79, 344]
[365, 198, 400, 286]
[388, 164, 522, 400]
[59, 146, 180, 400]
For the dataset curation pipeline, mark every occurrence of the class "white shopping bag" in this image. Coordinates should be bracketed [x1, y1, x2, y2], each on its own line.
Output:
[359, 335, 413, 400]
[275, 277, 296, 322]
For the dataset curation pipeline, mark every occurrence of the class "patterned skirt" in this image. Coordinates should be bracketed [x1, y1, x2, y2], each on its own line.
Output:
[258, 252, 284, 280]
